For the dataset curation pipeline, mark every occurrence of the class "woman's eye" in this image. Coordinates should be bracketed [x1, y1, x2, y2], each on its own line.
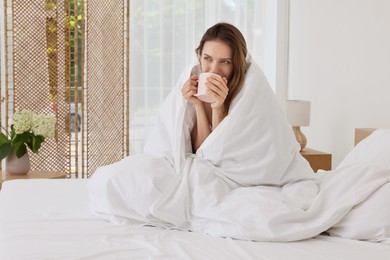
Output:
[221, 60, 231, 64]
[204, 57, 212, 62]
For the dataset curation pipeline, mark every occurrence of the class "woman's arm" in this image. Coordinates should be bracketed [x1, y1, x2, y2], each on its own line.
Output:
[191, 102, 211, 152]
[191, 103, 227, 152]
[181, 75, 211, 151]
[208, 75, 228, 130]
[182, 74, 228, 152]
[211, 106, 227, 130]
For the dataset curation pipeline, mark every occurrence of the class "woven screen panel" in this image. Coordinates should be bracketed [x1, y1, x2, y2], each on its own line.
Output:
[12, 0, 70, 174]
[86, 0, 126, 177]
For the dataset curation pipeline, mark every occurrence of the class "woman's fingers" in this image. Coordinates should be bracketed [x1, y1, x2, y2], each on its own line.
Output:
[206, 76, 228, 100]
[181, 75, 201, 104]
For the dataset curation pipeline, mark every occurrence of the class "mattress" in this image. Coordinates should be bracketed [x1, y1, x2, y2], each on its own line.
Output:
[0, 179, 389, 259]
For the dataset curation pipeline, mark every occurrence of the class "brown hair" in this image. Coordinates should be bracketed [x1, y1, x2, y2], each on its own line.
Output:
[195, 23, 248, 110]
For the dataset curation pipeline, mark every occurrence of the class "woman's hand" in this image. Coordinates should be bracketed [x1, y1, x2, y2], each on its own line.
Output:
[206, 75, 229, 110]
[181, 74, 201, 105]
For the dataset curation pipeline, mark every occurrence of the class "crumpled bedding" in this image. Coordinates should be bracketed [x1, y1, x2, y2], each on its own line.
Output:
[88, 57, 390, 242]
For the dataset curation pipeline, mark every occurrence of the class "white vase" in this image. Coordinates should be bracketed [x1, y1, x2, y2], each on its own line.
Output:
[6, 148, 31, 175]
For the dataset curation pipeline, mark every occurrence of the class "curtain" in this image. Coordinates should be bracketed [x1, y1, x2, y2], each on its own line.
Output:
[129, 0, 277, 154]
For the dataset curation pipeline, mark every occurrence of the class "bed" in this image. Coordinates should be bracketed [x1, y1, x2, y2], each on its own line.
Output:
[1, 128, 390, 259]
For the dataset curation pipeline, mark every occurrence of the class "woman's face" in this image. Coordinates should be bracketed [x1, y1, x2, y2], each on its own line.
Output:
[200, 40, 233, 80]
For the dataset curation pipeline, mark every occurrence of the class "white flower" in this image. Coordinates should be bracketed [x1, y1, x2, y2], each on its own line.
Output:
[12, 109, 34, 134]
[4, 109, 57, 158]
[31, 114, 56, 138]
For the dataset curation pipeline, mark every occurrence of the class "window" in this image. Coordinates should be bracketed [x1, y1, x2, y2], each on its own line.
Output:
[129, 0, 283, 154]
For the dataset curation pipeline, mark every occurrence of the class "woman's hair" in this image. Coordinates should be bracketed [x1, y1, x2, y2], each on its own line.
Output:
[195, 22, 248, 110]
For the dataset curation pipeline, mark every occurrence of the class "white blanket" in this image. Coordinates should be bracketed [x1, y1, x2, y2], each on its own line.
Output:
[88, 58, 390, 242]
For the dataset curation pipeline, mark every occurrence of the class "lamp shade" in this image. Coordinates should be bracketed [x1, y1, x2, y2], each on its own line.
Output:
[285, 100, 311, 127]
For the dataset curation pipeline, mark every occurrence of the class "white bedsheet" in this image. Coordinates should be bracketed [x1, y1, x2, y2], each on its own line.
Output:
[1, 179, 389, 260]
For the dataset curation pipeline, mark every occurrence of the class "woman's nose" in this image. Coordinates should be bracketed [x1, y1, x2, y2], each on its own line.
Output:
[208, 62, 220, 74]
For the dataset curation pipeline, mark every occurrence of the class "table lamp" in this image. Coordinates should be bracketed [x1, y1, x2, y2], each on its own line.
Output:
[285, 100, 311, 151]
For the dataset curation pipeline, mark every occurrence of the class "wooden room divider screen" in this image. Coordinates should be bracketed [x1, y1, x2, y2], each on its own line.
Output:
[1, 0, 129, 178]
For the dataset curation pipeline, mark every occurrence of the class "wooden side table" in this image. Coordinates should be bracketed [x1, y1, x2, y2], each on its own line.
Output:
[300, 148, 332, 173]
[0, 170, 68, 189]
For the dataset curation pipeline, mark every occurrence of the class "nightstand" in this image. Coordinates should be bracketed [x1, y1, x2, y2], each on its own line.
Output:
[0, 170, 68, 189]
[300, 148, 332, 173]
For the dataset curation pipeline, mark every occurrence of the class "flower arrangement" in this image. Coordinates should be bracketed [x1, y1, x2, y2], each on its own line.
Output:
[0, 109, 56, 160]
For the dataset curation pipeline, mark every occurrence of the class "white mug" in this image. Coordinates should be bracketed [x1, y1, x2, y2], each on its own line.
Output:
[196, 72, 221, 103]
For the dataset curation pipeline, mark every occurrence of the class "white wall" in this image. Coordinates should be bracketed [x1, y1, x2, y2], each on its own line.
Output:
[288, 0, 390, 167]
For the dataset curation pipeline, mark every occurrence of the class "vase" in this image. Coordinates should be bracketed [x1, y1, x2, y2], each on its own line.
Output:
[6, 148, 31, 175]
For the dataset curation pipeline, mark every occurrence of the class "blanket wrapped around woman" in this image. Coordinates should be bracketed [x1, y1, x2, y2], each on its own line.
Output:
[88, 57, 390, 242]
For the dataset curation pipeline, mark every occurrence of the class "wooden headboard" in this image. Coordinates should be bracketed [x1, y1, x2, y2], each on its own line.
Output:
[355, 128, 376, 146]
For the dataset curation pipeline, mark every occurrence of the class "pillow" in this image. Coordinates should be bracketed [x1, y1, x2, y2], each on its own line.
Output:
[327, 181, 390, 243]
[337, 129, 390, 170]
[332, 129, 390, 242]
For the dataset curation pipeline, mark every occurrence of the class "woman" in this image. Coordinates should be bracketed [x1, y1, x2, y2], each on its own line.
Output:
[181, 23, 248, 151]
[89, 23, 315, 240]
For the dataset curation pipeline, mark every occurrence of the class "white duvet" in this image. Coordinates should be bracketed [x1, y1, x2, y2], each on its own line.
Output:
[88, 57, 390, 242]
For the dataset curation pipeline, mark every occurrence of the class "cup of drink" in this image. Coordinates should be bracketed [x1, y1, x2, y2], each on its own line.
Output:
[196, 72, 221, 103]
